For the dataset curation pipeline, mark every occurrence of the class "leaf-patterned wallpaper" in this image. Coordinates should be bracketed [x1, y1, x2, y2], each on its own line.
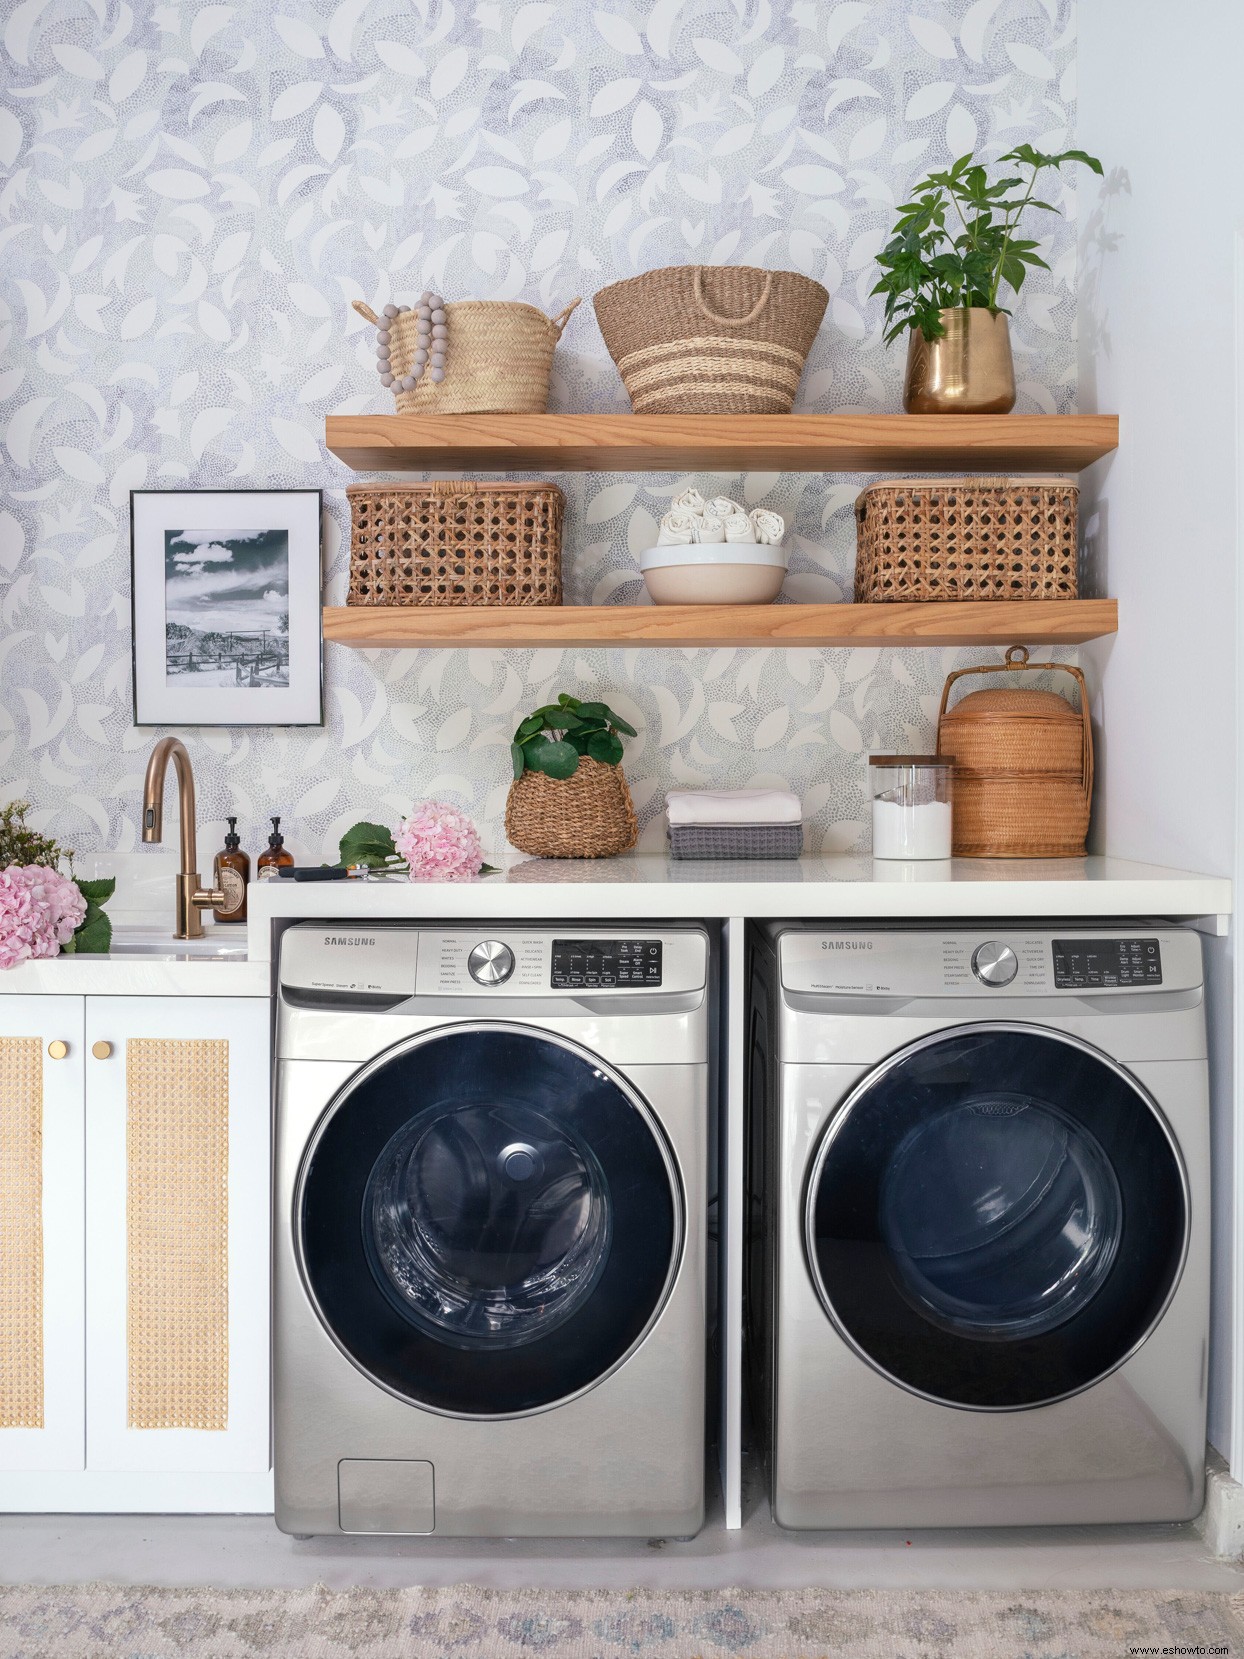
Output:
[1, 0, 1079, 863]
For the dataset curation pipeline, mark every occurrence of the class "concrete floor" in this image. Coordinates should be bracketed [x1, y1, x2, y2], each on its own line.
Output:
[2, 1491, 1241, 1593]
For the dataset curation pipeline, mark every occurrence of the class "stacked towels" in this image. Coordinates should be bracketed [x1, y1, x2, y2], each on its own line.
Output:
[655, 490, 785, 548]
[666, 788, 805, 860]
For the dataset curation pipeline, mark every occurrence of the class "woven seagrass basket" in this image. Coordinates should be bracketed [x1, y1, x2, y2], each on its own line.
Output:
[937, 646, 1093, 858]
[347, 482, 563, 607]
[855, 476, 1079, 602]
[352, 298, 580, 415]
[505, 758, 639, 859]
[593, 265, 828, 414]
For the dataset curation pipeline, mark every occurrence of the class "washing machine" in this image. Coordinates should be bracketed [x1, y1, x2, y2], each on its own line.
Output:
[746, 922, 1209, 1529]
[274, 921, 710, 1538]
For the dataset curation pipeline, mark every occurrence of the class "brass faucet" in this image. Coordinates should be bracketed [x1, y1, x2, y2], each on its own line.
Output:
[141, 736, 225, 939]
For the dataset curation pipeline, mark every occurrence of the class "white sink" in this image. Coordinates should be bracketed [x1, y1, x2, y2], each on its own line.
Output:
[104, 923, 249, 960]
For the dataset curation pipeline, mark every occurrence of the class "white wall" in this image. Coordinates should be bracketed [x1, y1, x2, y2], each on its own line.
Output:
[1078, 1, 1244, 1467]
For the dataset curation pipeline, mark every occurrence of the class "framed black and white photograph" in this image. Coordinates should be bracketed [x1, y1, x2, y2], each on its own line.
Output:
[130, 489, 323, 727]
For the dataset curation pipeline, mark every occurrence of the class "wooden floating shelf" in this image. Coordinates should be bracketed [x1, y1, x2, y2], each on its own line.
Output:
[323, 599, 1118, 651]
[325, 413, 1118, 474]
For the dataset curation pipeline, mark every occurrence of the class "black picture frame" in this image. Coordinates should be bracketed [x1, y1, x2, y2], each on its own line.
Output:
[129, 488, 324, 728]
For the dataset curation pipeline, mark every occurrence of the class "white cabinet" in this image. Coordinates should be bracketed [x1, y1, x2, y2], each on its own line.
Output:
[0, 993, 271, 1511]
[0, 996, 85, 1473]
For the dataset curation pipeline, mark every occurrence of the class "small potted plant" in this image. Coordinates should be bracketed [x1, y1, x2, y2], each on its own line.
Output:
[506, 693, 639, 859]
[872, 145, 1103, 414]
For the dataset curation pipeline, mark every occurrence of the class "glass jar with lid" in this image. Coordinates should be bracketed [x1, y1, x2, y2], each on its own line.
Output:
[869, 755, 954, 860]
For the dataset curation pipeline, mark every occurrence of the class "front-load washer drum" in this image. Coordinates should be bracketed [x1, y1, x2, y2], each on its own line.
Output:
[805, 1023, 1189, 1410]
[296, 1022, 683, 1417]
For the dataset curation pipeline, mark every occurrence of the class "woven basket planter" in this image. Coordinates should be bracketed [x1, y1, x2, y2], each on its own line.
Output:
[593, 265, 828, 414]
[505, 758, 639, 859]
[854, 476, 1079, 603]
[353, 298, 580, 415]
[347, 482, 563, 607]
[937, 647, 1093, 858]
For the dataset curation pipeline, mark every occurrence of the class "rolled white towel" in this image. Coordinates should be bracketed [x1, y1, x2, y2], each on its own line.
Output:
[693, 512, 725, 544]
[666, 787, 803, 827]
[656, 508, 700, 546]
[708, 495, 745, 519]
[750, 508, 785, 546]
[722, 514, 756, 543]
[672, 487, 706, 515]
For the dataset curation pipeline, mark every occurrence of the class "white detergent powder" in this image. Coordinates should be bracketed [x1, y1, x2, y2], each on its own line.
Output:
[872, 798, 953, 860]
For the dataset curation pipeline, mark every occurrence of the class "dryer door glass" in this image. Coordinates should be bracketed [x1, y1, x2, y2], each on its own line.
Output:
[298, 1025, 682, 1416]
[806, 1025, 1188, 1409]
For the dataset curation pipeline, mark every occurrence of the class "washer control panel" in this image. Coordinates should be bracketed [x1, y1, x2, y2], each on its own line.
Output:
[551, 938, 662, 989]
[1053, 937, 1162, 988]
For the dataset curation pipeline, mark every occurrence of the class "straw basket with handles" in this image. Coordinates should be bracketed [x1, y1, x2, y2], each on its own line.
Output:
[936, 646, 1094, 858]
[353, 297, 580, 415]
[593, 265, 828, 414]
[505, 758, 639, 860]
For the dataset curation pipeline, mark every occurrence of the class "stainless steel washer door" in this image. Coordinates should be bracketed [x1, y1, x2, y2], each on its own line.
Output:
[296, 1022, 683, 1418]
[805, 1024, 1189, 1410]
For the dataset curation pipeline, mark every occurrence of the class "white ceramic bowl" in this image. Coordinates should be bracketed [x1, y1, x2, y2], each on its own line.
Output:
[637, 542, 787, 606]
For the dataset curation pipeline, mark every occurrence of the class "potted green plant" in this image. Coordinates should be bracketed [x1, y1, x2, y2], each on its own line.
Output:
[506, 693, 639, 859]
[872, 145, 1103, 414]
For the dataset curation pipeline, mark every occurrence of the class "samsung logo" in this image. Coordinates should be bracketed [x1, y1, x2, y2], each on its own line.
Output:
[328, 936, 376, 947]
[820, 941, 873, 951]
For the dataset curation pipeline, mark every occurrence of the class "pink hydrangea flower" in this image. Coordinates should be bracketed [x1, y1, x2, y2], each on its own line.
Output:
[394, 801, 485, 883]
[0, 865, 87, 968]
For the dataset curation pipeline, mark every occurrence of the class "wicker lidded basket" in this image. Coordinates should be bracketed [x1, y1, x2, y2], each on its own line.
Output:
[854, 476, 1079, 603]
[352, 298, 580, 415]
[347, 481, 563, 607]
[593, 265, 828, 414]
[937, 646, 1093, 858]
[506, 758, 639, 859]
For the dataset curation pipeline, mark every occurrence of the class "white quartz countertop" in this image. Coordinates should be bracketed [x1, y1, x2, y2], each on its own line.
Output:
[246, 852, 1232, 962]
[0, 854, 1230, 990]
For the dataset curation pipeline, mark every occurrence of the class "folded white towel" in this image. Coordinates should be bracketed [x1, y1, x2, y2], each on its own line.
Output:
[672, 487, 706, 515]
[722, 514, 756, 543]
[656, 508, 700, 546]
[708, 495, 744, 519]
[749, 508, 785, 545]
[666, 787, 803, 827]
[693, 512, 725, 543]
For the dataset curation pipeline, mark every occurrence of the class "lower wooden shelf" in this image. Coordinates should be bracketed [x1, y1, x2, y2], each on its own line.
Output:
[323, 599, 1117, 650]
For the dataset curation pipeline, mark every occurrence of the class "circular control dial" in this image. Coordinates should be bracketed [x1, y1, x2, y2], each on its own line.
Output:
[972, 940, 1019, 987]
[467, 939, 515, 985]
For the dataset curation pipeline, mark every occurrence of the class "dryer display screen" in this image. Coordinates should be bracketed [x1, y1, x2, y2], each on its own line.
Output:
[1053, 939, 1162, 988]
[551, 939, 662, 988]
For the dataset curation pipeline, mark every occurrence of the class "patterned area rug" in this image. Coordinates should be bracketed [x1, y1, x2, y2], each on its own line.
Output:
[0, 1584, 1241, 1657]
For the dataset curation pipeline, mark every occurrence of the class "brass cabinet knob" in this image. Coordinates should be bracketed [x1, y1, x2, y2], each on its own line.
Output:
[47, 1040, 68, 1060]
[91, 1040, 113, 1061]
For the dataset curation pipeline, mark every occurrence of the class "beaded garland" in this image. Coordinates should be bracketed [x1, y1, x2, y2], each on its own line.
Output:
[375, 290, 448, 390]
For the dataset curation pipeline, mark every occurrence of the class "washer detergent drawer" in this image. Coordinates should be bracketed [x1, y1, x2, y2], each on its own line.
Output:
[338, 1459, 434, 1534]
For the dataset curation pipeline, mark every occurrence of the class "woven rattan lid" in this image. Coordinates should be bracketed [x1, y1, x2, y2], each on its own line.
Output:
[942, 687, 1081, 725]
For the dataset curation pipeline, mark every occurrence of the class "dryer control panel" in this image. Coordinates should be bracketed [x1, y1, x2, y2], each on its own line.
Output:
[779, 927, 1199, 998]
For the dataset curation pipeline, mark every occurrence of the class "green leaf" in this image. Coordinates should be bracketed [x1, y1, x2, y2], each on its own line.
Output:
[586, 729, 624, 767]
[608, 711, 638, 737]
[72, 908, 112, 954]
[479, 862, 501, 876]
[557, 692, 581, 709]
[524, 736, 579, 780]
[515, 714, 545, 740]
[76, 876, 115, 904]
[511, 741, 526, 779]
[339, 821, 398, 869]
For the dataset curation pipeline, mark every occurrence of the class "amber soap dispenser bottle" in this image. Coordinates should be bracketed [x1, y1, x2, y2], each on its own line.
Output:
[212, 816, 250, 923]
[258, 816, 294, 878]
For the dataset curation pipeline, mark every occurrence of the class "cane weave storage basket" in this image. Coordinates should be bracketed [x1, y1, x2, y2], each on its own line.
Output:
[352, 299, 580, 416]
[854, 476, 1079, 602]
[593, 265, 828, 414]
[347, 482, 564, 607]
[505, 759, 638, 859]
[937, 646, 1093, 858]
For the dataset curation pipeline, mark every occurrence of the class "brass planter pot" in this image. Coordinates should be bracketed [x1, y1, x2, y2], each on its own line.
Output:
[903, 307, 1016, 415]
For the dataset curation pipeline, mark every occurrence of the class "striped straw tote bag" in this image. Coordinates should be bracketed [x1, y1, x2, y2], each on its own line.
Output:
[593, 265, 828, 414]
